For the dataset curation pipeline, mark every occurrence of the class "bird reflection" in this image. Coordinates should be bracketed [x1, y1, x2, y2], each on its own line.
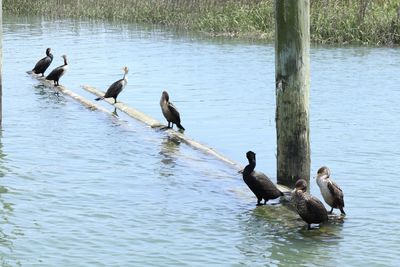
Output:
[158, 136, 181, 177]
[236, 204, 343, 266]
[34, 84, 65, 104]
[112, 107, 119, 117]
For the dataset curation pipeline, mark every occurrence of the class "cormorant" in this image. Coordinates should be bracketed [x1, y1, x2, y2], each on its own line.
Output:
[32, 48, 53, 76]
[242, 151, 283, 206]
[45, 55, 68, 86]
[160, 91, 185, 131]
[315, 166, 345, 215]
[292, 179, 328, 230]
[95, 66, 128, 104]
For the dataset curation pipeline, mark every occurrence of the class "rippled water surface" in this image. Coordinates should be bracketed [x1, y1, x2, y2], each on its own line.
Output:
[1, 16, 400, 266]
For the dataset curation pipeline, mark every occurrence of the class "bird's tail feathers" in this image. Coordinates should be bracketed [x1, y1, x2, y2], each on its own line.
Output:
[177, 123, 185, 131]
[340, 207, 346, 215]
[95, 97, 104, 101]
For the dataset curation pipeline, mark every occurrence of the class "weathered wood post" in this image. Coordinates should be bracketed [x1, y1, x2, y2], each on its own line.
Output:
[275, 0, 310, 188]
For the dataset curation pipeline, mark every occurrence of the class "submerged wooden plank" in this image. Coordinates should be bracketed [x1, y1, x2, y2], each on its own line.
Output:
[24, 74, 351, 227]
[82, 84, 162, 128]
[82, 85, 292, 194]
[28, 74, 115, 116]
[27, 75, 292, 194]
[82, 84, 244, 169]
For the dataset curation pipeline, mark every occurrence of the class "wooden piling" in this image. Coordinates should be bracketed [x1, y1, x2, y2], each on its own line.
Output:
[275, 1, 311, 188]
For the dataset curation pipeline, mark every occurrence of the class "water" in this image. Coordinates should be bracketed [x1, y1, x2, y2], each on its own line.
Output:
[1, 15, 400, 266]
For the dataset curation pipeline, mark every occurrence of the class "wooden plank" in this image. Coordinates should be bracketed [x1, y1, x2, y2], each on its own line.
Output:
[82, 85, 243, 168]
[82, 85, 292, 194]
[82, 84, 162, 128]
[27, 76, 292, 195]
[28, 74, 116, 116]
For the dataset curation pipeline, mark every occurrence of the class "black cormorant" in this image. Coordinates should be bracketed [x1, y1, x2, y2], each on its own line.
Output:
[95, 66, 128, 104]
[45, 55, 68, 86]
[160, 91, 185, 131]
[242, 151, 283, 206]
[315, 166, 345, 215]
[292, 179, 328, 230]
[32, 48, 53, 76]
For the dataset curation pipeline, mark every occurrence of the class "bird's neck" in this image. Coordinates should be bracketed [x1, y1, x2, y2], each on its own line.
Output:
[63, 57, 68, 66]
[243, 160, 255, 174]
[316, 175, 329, 186]
[123, 73, 128, 82]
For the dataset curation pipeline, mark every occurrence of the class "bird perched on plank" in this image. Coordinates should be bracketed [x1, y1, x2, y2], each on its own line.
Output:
[95, 66, 128, 104]
[46, 54, 68, 86]
[32, 48, 53, 76]
[160, 90, 185, 131]
[315, 166, 345, 215]
[242, 151, 283, 206]
[292, 179, 328, 230]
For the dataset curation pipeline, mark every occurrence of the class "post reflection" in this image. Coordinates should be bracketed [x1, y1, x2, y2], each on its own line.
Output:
[0, 129, 17, 265]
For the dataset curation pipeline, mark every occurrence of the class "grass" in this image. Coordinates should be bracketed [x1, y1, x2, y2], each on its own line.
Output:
[4, 0, 400, 45]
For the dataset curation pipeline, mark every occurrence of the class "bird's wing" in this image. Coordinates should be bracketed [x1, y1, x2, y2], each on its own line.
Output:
[33, 57, 48, 70]
[254, 171, 281, 196]
[328, 180, 345, 207]
[167, 102, 181, 122]
[306, 195, 328, 219]
[104, 79, 123, 98]
[46, 66, 63, 80]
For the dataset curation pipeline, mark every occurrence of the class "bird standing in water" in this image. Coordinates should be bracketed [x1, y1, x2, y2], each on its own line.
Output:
[95, 66, 128, 104]
[315, 166, 345, 215]
[292, 179, 328, 230]
[160, 91, 185, 131]
[46, 55, 68, 86]
[32, 48, 53, 76]
[242, 151, 283, 206]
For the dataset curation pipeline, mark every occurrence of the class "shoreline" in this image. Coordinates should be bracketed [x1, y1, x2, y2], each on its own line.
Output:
[4, 0, 400, 46]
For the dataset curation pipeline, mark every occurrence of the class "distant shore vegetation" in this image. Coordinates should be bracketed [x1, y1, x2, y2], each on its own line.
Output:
[4, 0, 400, 45]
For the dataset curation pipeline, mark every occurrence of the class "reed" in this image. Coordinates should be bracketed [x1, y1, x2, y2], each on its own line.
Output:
[4, 0, 400, 45]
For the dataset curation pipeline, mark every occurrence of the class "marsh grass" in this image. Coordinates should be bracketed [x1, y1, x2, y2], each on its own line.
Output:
[311, 0, 400, 45]
[4, 0, 400, 45]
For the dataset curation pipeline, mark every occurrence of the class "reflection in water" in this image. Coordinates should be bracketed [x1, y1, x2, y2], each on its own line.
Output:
[237, 204, 343, 266]
[34, 84, 66, 106]
[158, 136, 181, 178]
[0, 130, 16, 266]
[112, 107, 119, 116]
